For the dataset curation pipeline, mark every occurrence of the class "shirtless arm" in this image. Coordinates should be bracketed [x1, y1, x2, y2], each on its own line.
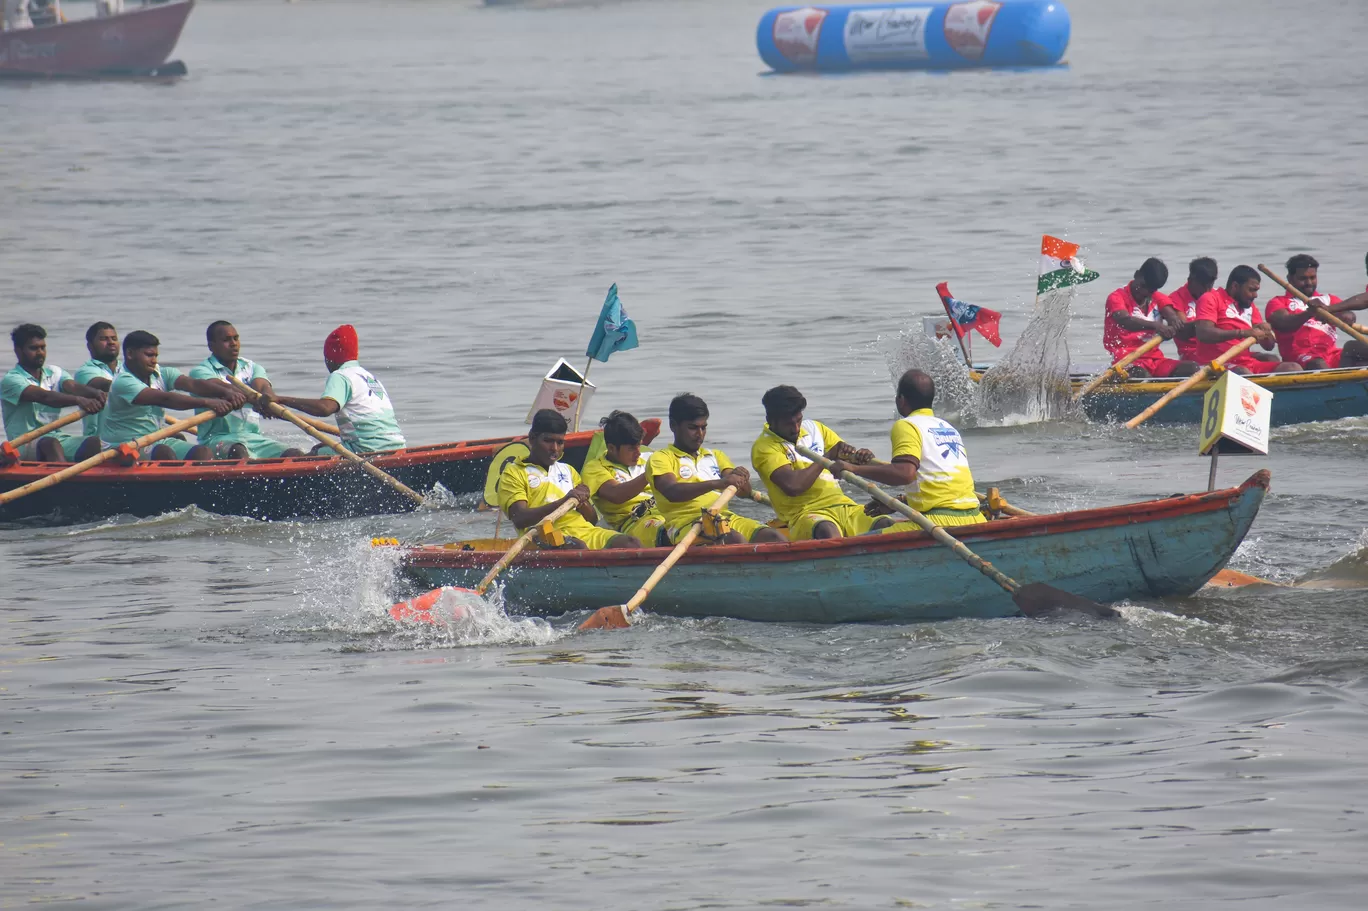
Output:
[595, 472, 650, 505]
[20, 382, 103, 415]
[506, 485, 595, 529]
[271, 395, 341, 418]
[653, 467, 752, 502]
[1109, 310, 1174, 338]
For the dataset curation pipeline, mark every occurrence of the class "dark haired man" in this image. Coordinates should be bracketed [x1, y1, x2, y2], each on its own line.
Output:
[101, 330, 246, 461]
[497, 408, 638, 550]
[2, 324, 105, 462]
[1265, 254, 1368, 370]
[272, 325, 406, 454]
[750, 385, 893, 540]
[1165, 258, 1219, 363]
[189, 321, 303, 459]
[1194, 266, 1299, 375]
[646, 393, 785, 546]
[581, 410, 666, 547]
[73, 321, 121, 441]
[1103, 258, 1199, 378]
[837, 369, 986, 530]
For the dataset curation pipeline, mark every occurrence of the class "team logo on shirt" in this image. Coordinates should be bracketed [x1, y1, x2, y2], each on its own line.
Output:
[678, 462, 694, 480]
[931, 426, 966, 459]
[527, 472, 543, 489]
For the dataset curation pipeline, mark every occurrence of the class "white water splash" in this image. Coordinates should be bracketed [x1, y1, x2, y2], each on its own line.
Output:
[389, 585, 563, 649]
[975, 286, 1077, 424]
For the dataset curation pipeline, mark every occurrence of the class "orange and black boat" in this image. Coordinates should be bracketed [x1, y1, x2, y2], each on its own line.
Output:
[0, 421, 659, 524]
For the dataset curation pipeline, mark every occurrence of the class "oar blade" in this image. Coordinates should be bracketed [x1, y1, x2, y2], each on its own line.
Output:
[578, 605, 633, 631]
[1012, 582, 1118, 620]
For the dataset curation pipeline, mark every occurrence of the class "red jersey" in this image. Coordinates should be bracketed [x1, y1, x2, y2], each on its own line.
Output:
[1165, 283, 1203, 361]
[1265, 292, 1342, 363]
[1194, 289, 1263, 363]
[1103, 284, 1162, 362]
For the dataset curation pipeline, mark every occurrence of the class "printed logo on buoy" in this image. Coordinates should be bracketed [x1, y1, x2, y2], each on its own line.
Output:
[1240, 387, 1261, 416]
[944, 0, 1001, 61]
[552, 388, 579, 411]
[773, 6, 827, 67]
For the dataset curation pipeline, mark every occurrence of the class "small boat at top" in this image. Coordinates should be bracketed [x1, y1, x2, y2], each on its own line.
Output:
[1071, 366, 1368, 425]
[1, 0, 192, 79]
[393, 471, 1269, 624]
[0, 420, 659, 524]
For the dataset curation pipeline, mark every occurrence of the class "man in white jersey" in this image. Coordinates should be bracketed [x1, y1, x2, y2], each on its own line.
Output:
[833, 369, 986, 530]
[272, 324, 406, 454]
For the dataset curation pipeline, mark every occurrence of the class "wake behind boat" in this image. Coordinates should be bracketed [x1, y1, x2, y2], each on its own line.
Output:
[391, 471, 1269, 624]
[0, 0, 192, 79]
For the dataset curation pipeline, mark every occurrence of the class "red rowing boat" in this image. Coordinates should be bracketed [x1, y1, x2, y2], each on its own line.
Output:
[1, 0, 192, 78]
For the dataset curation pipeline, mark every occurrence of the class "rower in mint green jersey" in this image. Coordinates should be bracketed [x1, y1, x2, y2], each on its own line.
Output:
[273, 324, 406, 454]
[72, 321, 122, 439]
[188, 321, 305, 459]
[3, 324, 106, 462]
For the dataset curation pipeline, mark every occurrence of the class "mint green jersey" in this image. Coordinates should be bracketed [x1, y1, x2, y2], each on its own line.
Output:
[2, 363, 72, 441]
[102, 365, 185, 445]
[73, 357, 119, 438]
[321, 361, 406, 453]
[189, 354, 269, 443]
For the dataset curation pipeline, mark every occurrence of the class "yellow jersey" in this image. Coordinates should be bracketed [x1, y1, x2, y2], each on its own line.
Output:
[646, 443, 738, 531]
[581, 452, 654, 530]
[750, 419, 855, 528]
[496, 457, 601, 540]
[891, 409, 980, 513]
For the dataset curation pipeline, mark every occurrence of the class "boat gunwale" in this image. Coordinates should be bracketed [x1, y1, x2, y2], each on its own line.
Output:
[401, 470, 1271, 571]
[968, 365, 1368, 396]
[0, 420, 658, 485]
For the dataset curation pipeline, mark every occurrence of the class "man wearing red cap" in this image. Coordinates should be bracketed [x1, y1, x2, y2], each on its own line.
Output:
[272, 325, 406, 453]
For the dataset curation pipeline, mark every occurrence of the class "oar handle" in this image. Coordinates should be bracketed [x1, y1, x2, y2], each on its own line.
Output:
[1073, 334, 1165, 402]
[0, 409, 218, 507]
[228, 376, 423, 505]
[1124, 337, 1257, 429]
[1258, 264, 1368, 346]
[796, 445, 1019, 595]
[476, 497, 580, 594]
[7, 409, 86, 449]
[620, 485, 740, 617]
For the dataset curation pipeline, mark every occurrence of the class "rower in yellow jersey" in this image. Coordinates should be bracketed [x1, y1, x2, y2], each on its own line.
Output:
[497, 409, 640, 550]
[580, 410, 667, 547]
[750, 385, 895, 539]
[833, 369, 987, 530]
[646, 393, 786, 546]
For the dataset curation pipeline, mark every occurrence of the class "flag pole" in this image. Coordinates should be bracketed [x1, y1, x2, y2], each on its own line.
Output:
[571, 358, 593, 432]
[938, 287, 972, 369]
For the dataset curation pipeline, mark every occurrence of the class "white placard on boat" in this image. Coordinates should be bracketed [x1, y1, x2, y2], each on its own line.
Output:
[1199, 371, 1271, 455]
[526, 358, 597, 424]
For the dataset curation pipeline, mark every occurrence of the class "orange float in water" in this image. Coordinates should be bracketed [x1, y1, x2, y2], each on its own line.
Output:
[389, 586, 476, 624]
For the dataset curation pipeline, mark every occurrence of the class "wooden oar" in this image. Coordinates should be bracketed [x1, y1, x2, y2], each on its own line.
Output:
[796, 444, 1115, 619]
[0, 410, 218, 507]
[228, 376, 423, 505]
[166, 409, 339, 437]
[580, 486, 739, 630]
[1124, 338, 1257, 428]
[1258, 264, 1368, 347]
[1073, 335, 1165, 402]
[1, 410, 88, 465]
[389, 498, 579, 622]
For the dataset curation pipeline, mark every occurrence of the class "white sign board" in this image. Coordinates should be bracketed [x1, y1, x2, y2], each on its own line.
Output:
[843, 7, 933, 64]
[526, 358, 597, 424]
[1198, 370, 1271, 455]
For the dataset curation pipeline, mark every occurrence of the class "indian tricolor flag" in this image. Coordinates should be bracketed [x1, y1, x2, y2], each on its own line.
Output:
[1038, 235, 1100, 294]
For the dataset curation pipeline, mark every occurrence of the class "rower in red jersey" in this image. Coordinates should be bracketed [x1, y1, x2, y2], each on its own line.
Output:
[1163, 257, 1218, 363]
[1264, 253, 1368, 370]
[1103, 258, 1199, 378]
[1193, 265, 1299, 375]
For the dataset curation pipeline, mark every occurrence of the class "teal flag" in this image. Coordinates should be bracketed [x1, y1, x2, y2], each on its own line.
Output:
[585, 284, 640, 363]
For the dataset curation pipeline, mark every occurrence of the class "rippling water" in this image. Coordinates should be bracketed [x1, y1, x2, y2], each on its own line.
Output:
[4, 0, 1368, 906]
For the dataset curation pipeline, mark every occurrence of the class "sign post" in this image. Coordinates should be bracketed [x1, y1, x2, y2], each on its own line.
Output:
[1198, 371, 1272, 490]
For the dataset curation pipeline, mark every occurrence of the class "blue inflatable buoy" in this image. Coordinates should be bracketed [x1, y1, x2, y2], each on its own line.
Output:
[757, 1, 1070, 72]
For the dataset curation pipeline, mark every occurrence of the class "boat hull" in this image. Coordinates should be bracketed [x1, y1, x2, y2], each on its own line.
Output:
[0, 420, 657, 524]
[1078, 366, 1368, 425]
[400, 471, 1269, 623]
[0, 1, 192, 77]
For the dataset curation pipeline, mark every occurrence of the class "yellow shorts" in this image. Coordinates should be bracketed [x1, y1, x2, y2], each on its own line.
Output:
[882, 508, 987, 533]
[620, 511, 667, 547]
[666, 510, 768, 545]
[562, 525, 622, 550]
[788, 502, 879, 540]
